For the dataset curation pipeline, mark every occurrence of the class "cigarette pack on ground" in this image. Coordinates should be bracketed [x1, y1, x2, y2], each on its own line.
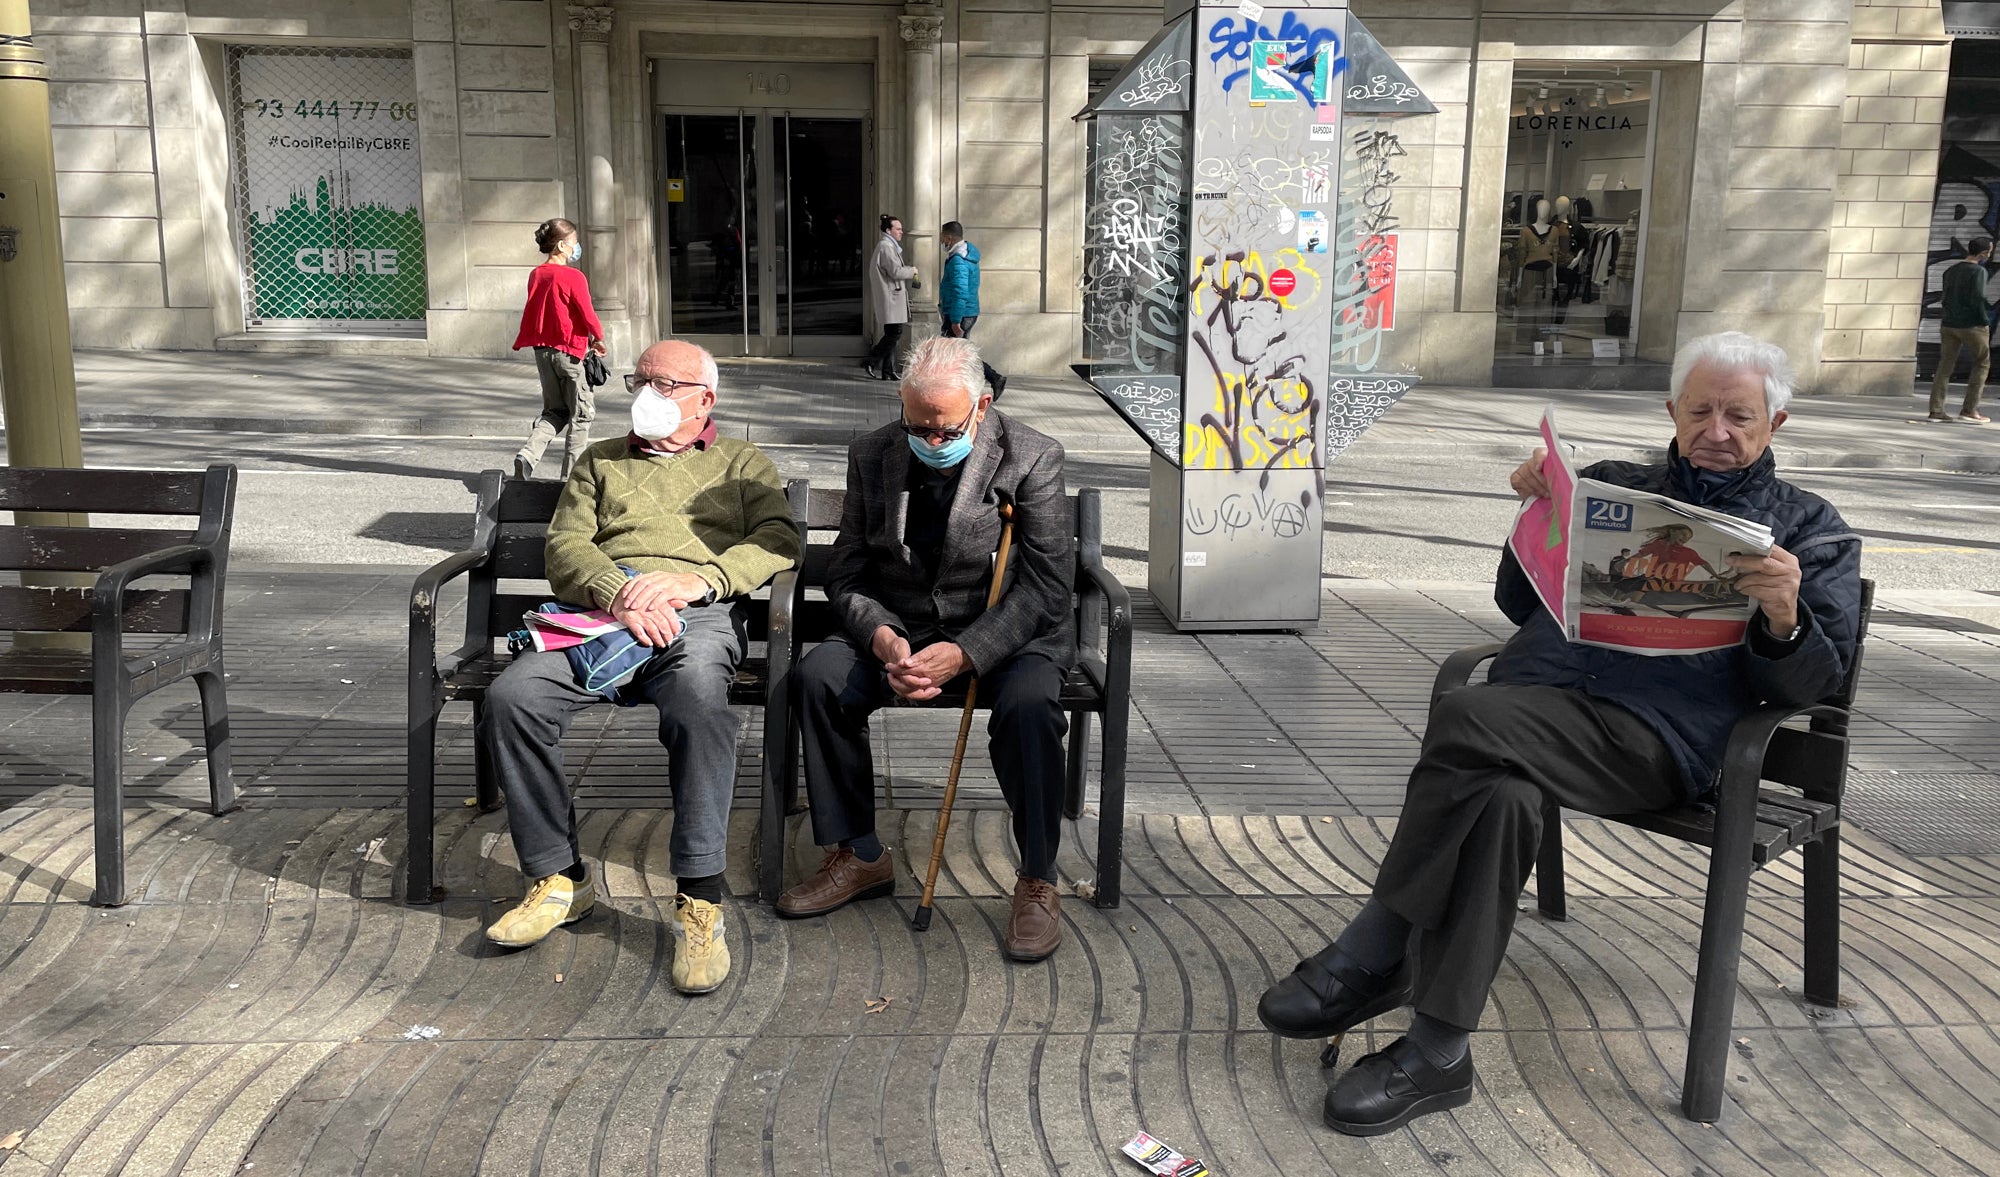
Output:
[1121, 1132, 1211, 1177]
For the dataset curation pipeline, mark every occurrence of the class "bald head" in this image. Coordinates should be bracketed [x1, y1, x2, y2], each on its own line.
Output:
[637, 340, 719, 390]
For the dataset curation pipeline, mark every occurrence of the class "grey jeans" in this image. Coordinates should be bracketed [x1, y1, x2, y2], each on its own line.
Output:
[477, 601, 748, 881]
[518, 346, 596, 478]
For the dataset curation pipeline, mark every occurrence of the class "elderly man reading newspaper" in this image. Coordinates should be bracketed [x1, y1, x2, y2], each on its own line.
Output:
[1257, 332, 1863, 1137]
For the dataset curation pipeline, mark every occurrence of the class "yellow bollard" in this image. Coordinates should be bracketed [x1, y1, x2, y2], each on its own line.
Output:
[1, 0, 91, 649]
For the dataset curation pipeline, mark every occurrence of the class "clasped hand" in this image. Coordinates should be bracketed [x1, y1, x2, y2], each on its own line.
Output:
[612, 571, 709, 647]
[871, 626, 968, 701]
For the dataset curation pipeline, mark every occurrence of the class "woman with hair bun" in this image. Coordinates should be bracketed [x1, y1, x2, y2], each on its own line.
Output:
[511, 217, 607, 479]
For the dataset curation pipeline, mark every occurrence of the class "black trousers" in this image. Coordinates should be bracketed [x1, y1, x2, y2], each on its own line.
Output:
[1374, 683, 1682, 1030]
[942, 315, 1004, 389]
[797, 634, 1068, 880]
[866, 322, 905, 371]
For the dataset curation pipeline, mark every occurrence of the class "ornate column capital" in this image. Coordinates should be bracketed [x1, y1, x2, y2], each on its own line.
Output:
[566, 4, 615, 40]
[898, 7, 943, 50]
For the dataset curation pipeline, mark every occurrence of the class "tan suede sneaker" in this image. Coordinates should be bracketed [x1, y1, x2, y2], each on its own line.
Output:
[669, 894, 731, 995]
[487, 871, 594, 948]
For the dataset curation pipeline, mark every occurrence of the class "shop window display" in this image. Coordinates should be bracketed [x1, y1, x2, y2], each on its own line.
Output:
[1497, 71, 1654, 366]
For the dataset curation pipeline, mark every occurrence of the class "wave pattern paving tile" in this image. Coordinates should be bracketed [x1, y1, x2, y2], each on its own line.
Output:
[1, 807, 1998, 1175]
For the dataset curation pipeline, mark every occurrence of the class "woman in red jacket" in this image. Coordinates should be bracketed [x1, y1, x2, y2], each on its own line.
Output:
[512, 218, 607, 480]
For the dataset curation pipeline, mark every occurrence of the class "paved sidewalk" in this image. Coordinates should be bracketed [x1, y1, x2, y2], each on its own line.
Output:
[30, 349, 2000, 470]
[1, 570, 1997, 1174]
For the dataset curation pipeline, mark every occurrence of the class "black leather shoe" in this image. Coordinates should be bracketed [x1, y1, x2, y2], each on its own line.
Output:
[1257, 947, 1413, 1039]
[1323, 1037, 1473, 1137]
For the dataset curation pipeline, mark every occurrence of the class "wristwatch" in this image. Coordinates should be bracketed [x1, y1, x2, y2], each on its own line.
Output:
[698, 585, 718, 607]
[1773, 616, 1804, 642]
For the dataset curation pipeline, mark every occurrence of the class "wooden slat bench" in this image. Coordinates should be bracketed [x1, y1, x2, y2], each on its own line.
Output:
[766, 485, 1134, 907]
[1430, 579, 1875, 1122]
[0, 465, 239, 905]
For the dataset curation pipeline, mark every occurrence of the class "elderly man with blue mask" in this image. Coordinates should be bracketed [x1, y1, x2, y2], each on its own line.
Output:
[777, 336, 1077, 962]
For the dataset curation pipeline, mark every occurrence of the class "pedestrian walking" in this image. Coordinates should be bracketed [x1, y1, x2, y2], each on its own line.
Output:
[512, 217, 608, 479]
[1929, 236, 1993, 424]
[863, 214, 919, 380]
[938, 221, 1007, 399]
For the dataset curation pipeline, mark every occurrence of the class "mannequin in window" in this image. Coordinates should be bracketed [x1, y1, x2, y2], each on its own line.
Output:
[1552, 196, 1586, 310]
[1508, 199, 1569, 324]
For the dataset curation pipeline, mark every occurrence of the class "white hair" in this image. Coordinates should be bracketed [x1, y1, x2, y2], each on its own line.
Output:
[1669, 331, 1796, 417]
[900, 335, 986, 407]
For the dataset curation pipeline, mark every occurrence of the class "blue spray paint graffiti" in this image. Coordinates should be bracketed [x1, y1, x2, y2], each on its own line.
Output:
[1206, 13, 1345, 105]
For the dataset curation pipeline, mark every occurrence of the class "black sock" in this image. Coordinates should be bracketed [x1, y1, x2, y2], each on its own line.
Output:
[845, 832, 884, 862]
[677, 872, 725, 904]
[1407, 1013, 1470, 1068]
[1331, 897, 1411, 975]
[561, 860, 588, 883]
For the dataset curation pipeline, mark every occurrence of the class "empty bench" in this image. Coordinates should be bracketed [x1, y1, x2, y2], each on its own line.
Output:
[0, 465, 239, 906]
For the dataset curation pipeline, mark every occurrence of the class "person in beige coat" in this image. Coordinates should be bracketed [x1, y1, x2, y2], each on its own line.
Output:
[862, 214, 919, 380]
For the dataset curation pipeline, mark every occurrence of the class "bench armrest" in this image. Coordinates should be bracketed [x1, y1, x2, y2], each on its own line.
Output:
[1716, 702, 1847, 800]
[765, 568, 801, 690]
[1078, 560, 1132, 696]
[410, 548, 492, 683]
[91, 544, 216, 669]
[1430, 642, 1506, 707]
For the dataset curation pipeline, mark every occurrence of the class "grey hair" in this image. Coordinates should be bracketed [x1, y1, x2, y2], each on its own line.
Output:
[1669, 331, 1796, 417]
[900, 335, 986, 406]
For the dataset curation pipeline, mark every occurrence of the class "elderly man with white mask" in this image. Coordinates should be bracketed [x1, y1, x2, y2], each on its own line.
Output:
[1258, 332, 1864, 1137]
[478, 340, 799, 997]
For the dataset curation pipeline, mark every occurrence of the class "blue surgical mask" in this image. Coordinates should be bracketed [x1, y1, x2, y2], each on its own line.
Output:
[568, 241, 583, 262]
[908, 431, 973, 470]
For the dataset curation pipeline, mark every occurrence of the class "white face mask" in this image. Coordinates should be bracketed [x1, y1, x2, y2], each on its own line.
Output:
[630, 388, 686, 441]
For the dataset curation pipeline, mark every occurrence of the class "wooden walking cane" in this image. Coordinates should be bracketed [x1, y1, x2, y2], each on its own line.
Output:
[912, 500, 1017, 931]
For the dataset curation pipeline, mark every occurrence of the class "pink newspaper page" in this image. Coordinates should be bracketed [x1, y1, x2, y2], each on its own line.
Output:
[1505, 408, 1576, 631]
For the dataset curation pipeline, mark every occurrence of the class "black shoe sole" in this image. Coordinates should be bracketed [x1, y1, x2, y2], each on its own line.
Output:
[1259, 982, 1413, 1040]
[774, 879, 894, 920]
[1323, 1083, 1471, 1137]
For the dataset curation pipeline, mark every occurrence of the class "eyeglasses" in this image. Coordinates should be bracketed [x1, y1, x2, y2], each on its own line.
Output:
[896, 407, 977, 444]
[624, 374, 710, 396]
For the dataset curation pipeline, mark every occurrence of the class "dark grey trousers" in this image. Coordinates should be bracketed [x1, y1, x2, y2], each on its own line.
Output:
[1374, 683, 1682, 1029]
[796, 634, 1068, 881]
[477, 602, 748, 881]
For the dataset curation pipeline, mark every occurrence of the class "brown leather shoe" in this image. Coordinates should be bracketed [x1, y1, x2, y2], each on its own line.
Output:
[776, 847, 894, 919]
[1004, 874, 1062, 961]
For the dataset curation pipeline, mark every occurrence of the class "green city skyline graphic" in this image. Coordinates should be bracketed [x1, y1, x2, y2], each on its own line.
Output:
[248, 175, 426, 319]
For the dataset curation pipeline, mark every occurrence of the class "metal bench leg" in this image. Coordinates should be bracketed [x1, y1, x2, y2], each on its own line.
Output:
[1536, 801, 1567, 921]
[407, 692, 440, 905]
[1063, 710, 1091, 821]
[91, 691, 128, 907]
[1682, 786, 1759, 1122]
[472, 700, 503, 813]
[1802, 828, 1841, 1007]
[194, 667, 238, 816]
[1094, 703, 1128, 909]
[758, 701, 790, 904]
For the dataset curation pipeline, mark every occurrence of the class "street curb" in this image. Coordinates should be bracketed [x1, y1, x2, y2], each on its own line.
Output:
[62, 413, 2000, 471]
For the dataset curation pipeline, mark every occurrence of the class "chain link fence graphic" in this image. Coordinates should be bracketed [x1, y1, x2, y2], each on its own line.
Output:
[227, 47, 427, 329]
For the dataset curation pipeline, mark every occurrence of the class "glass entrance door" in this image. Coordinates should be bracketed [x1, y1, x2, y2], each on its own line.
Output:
[662, 110, 865, 355]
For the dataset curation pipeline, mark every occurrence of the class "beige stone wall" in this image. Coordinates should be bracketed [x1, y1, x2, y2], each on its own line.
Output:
[1821, 0, 1950, 395]
[33, 0, 569, 356]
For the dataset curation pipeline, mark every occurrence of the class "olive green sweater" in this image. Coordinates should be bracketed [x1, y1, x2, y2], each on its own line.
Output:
[546, 434, 801, 610]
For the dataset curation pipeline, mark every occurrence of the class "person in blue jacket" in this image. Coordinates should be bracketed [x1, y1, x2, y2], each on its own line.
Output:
[938, 221, 1007, 398]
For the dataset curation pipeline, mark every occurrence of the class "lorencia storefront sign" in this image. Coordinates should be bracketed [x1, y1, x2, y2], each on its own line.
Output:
[1512, 112, 1635, 132]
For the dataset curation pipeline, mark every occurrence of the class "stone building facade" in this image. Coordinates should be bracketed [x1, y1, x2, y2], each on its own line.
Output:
[33, 0, 1954, 394]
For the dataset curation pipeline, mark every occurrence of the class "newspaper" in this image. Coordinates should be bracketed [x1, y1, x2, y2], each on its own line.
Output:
[1507, 408, 1775, 656]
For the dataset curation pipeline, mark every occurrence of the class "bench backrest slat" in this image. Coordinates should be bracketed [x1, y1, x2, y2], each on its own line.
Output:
[0, 468, 208, 515]
[0, 585, 191, 634]
[0, 526, 197, 573]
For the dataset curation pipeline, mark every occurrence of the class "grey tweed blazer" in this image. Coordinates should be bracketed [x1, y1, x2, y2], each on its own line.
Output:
[827, 411, 1077, 675]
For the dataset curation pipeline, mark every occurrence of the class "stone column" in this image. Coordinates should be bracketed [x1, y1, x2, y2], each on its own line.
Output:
[568, 4, 622, 310]
[900, 5, 943, 318]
